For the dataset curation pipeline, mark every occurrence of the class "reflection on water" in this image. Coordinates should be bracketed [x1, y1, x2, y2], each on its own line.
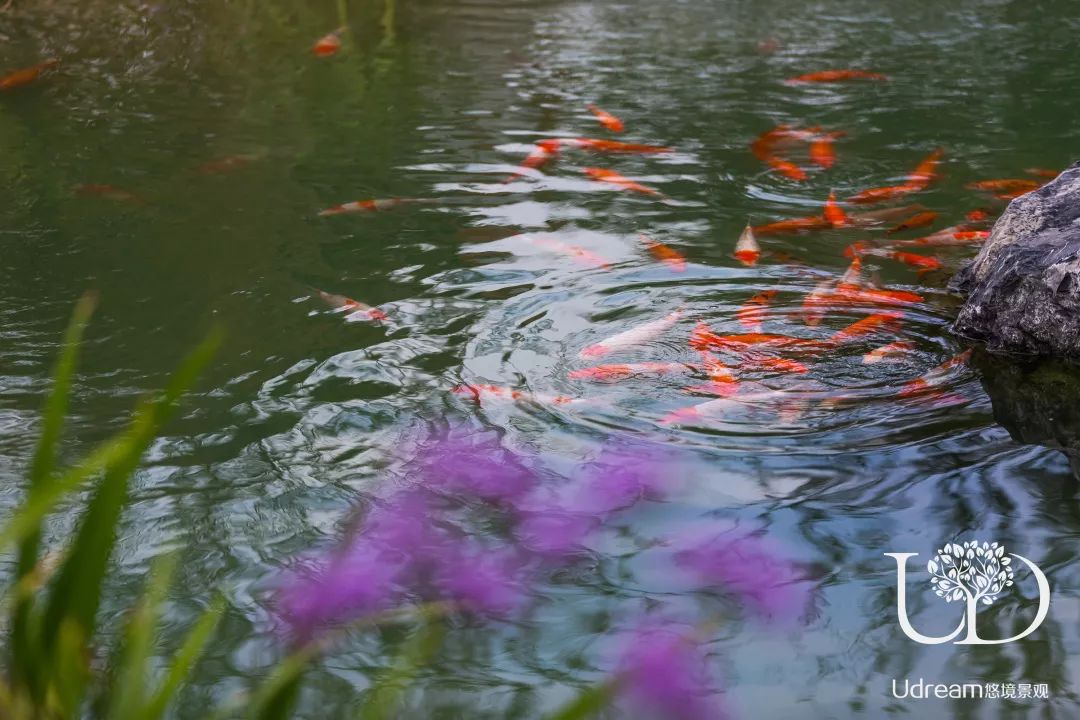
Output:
[3, 0, 1080, 717]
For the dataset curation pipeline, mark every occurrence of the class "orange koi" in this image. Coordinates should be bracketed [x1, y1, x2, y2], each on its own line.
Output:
[828, 311, 904, 345]
[966, 179, 1040, 193]
[860, 249, 942, 271]
[451, 384, 581, 407]
[831, 285, 924, 307]
[906, 148, 944, 188]
[579, 310, 684, 359]
[847, 184, 920, 205]
[736, 290, 778, 332]
[573, 138, 672, 154]
[529, 236, 612, 269]
[734, 223, 760, 266]
[839, 256, 864, 285]
[568, 362, 691, 381]
[743, 356, 809, 374]
[660, 390, 797, 426]
[862, 341, 916, 365]
[965, 209, 991, 223]
[0, 59, 59, 91]
[506, 144, 558, 181]
[891, 230, 989, 248]
[1024, 168, 1059, 179]
[886, 211, 938, 235]
[639, 234, 687, 272]
[751, 125, 800, 160]
[752, 215, 831, 235]
[583, 167, 662, 196]
[318, 197, 430, 217]
[898, 349, 972, 398]
[73, 184, 142, 203]
[317, 290, 388, 322]
[995, 189, 1035, 201]
[312, 28, 345, 57]
[800, 278, 838, 327]
[824, 191, 848, 227]
[787, 69, 888, 83]
[586, 104, 625, 133]
[847, 204, 928, 227]
[690, 323, 824, 354]
[699, 352, 740, 385]
[768, 157, 808, 181]
[809, 133, 842, 169]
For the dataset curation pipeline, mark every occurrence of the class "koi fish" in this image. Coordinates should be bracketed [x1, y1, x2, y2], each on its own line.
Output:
[736, 290, 778, 332]
[451, 384, 581, 407]
[891, 230, 989, 248]
[787, 69, 888, 83]
[846, 204, 928, 227]
[824, 191, 848, 227]
[529, 236, 613, 269]
[312, 28, 345, 57]
[0, 59, 60, 91]
[573, 138, 672, 154]
[690, 323, 824, 354]
[582, 167, 662, 196]
[898, 349, 972, 398]
[768, 157, 807, 181]
[586, 104, 625, 133]
[1024, 168, 1059, 179]
[831, 284, 924, 307]
[885, 211, 938, 235]
[73, 184, 142, 203]
[862, 341, 916, 364]
[639, 234, 687, 272]
[828, 311, 904, 345]
[317, 290, 388, 322]
[660, 390, 798, 426]
[809, 132, 843, 168]
[568, 362, 691, 381]
[860, 248, 942, 271]
[743, 356, 809, 374]
[966, 179, 1040, 194]
[800, 278, 838, 327]
[751, 215, 831, 235]
[505, 144, 558, 181]
[318, 197, 431, 217]
[751, 125, 801, 160]
[906, 148, 944, 188]
[965, 209, 991, 223]
[847, 184, 920, 205]
[683, 353, 741, 396]
[579, 310, 684, 359]
[734, 223, 760, 266]
[839, 256, 864, 285]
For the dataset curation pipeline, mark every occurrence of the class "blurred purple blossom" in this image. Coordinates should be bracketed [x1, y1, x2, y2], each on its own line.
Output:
[614, 620, 729, 720]
[515, 504, 599, 557]
[432, 544, 529, 616]
[413, 429, 538, 503]
[674, 526, 812, 624]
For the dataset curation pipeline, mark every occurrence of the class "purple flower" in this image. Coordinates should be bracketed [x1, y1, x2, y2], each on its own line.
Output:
[277, 490, 446, 642]
[673, 526, 811, 625]
[567, 453, 667, 516]
[515, 505, 599, 557]
[432, 544, 528, 616]
[413, 429, 537, 504]
[613, 620, 729, 720]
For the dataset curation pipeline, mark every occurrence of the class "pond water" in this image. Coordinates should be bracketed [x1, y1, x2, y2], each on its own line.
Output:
[2, 0, 1080, 717]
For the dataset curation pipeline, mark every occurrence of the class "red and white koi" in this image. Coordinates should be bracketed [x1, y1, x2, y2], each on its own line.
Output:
[579, 310, 684, 359]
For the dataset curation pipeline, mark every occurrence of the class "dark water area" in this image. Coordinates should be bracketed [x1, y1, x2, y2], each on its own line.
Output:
[3, 0, 1080, 717]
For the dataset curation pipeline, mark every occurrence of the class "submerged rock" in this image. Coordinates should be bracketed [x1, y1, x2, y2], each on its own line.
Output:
[951, 161, 1080, 357]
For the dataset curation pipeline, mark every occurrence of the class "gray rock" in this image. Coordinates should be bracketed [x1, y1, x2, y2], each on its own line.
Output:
[951, 161, 1080, 357]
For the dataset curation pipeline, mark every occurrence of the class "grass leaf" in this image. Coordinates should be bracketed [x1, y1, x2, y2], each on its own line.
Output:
[142, 594, 225, 720]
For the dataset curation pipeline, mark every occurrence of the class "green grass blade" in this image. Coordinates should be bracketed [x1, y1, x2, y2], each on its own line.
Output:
[544, 682, 616, 720]
[142, 594, 225, 720]
[358, 614, 444, 720]
[17, 291, 96, 578]
[39, 330, 221, 712]
[105, 553, 179, 720]
[244, 650, 311, 720]
[9, 293, 96, 700]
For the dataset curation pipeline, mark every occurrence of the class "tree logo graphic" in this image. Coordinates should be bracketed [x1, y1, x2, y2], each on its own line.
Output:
[928, 541, 1015, 606]
[884, 540, 1049, 645]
